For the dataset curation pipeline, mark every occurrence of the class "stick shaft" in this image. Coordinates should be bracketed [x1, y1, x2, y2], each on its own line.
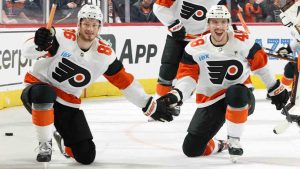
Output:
[237, 12, 250, 34]
[47, 4, 57, 30]
[266, 52, 297, 62]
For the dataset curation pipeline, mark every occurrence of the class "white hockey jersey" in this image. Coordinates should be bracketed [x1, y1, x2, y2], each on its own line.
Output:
[22, 28, 150, 108]
[175, 30, 277, 107]
[290, 27, 300, 50]
[153, 0, 226, 40]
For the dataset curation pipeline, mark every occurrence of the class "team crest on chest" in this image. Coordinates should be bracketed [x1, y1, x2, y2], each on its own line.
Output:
[206, 60, 243, 85]
[52, 58, 91, 87]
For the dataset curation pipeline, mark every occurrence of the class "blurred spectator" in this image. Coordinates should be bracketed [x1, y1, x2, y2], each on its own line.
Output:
[52, 0, 84, 23]
[2, 0, 38, 24]
[23, 0, 43, 22]
[260, 0, 281, 22]
[244, 0, 262, 22]
[230, 0, 247, 22]
[2, 9, 18, 23]
[111, 0, 138, 22]
[130, 0, 158, 22]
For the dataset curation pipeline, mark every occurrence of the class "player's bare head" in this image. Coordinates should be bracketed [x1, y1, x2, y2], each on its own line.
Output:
[206, 5, 230, 45]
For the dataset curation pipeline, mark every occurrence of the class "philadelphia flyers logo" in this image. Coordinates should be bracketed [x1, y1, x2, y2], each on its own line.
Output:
[206, 60, 243, 84]
[52, 58, 91, 87]
[180, 1, 207, 21]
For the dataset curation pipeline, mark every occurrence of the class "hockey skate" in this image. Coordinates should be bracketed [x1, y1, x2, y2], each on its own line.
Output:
[216, 139, 228, 153]
[266, 93, 271, 100]
[36, 140, 52, 162]
[228, 136, 243, 163]
[53, 131, 70, 158]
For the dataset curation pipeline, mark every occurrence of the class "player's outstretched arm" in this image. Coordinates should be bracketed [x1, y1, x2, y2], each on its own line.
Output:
[104, 59, 174, 122]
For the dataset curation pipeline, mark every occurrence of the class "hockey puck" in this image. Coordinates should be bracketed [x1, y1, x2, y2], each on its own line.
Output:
[5, 132, 13, 136]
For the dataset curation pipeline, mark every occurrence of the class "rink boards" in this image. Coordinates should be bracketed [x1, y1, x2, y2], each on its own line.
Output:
[0, 24, 295, 109]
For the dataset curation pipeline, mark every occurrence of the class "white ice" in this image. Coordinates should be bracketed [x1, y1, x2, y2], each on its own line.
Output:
[1, 90, 300, 169]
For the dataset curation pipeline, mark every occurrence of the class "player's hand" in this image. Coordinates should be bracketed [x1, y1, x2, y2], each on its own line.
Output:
[168, 19, 186, 41]
[34, 27, 55, 51]
[158, 88, 183, 107]
[277, 45, 292, 57]
[142, 97, 174, 122]
[268, 80, 289, 110]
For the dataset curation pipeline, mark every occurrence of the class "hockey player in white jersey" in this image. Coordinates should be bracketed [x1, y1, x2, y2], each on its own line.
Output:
[157, 5, 289, 162]
[275, 11, 300, 88]
[153, 0, 227, 115]
[21, 4, 174, 165]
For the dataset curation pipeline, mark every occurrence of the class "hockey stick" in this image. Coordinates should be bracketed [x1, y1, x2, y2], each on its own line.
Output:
[265, 51, 296, 62]
[55, 12, 72, 23]
[237, 11, 250, 34]
[55, 8, 76, 24]
[273, 55, 300, 134]
[47, 3, 57, 29]
[36, 3, 57, 51]
[281, 0, 295, 12]
[273, 104, 293, 134]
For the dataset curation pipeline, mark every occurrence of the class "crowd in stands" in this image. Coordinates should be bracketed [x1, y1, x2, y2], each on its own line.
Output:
[0, 0, 289, 24]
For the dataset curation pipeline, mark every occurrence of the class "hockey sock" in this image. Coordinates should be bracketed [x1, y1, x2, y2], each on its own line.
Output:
[32, 103, 54, 142]
[281, 75, 293, 87]
[225, 105, 248, 138]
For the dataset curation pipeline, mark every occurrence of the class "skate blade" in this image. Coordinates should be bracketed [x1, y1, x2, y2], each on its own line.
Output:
[43, 162, 49, 169]
[63, 153, 71, 158]
[147, 117, 155, 122]
[230, 155, 240, 163]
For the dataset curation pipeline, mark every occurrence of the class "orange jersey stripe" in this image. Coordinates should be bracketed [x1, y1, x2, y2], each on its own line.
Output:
[176, 63, 199, 81]
[196, 89, 226, 104]
[24, 73, 81, 104]
[104, 68, 134, 90]
[24, 72, 41, 83]
[248, 49, 268, 71]
[155, 0, 174, 7]
[32, 109, 54, 126]
[195, 77, 251, 104]
[225, 107, 248, 124]
[53, 87, 81, 104]
[156, 84, 172, 96]
[281, 76, 293, 86]
[244, 76, 252, 85]
[203, 139, 215, 156]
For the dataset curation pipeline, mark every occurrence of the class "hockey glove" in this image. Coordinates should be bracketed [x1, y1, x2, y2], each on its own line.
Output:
[34, 27, 55, 51]
[142, 97, 174, 122]
[158, 88, 183, 107]
[268, 80, 289, 110]
[168, 19, 186, 41]
[157, 88, 183, 116]
[277, 45, 292, 57]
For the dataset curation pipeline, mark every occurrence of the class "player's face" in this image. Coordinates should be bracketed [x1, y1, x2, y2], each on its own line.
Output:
[79, 18, 101, 42]
[208, 18, 229, 44]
